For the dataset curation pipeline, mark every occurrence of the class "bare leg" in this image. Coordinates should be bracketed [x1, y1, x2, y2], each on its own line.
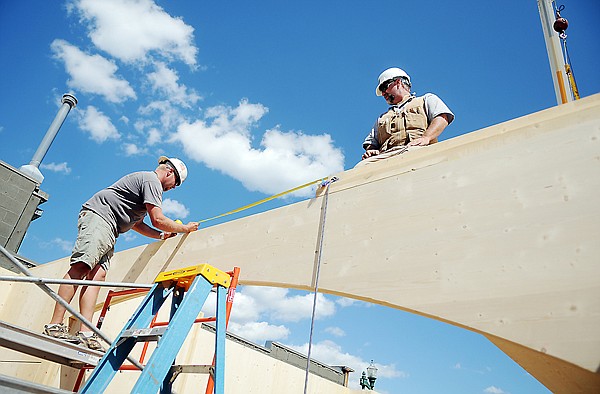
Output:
[49, 263, 91, 324]
[78, 264, 107, 332]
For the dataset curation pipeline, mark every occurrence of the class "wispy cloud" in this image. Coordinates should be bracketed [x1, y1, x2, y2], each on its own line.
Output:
[336, 297, 360, 307]
[202, 286, 336, 326]
[51, 39, 136, 103]
[40, 238, 73, 253]
[161, 198, 190, 219]
[121, 232, 138, 242]
[76, 106, 121, 143]
[453, 361, 490, 375]
[147, 62, 201, 107]
[172, 100, 344, 197]
[139, 100, 186, 132]
[288, 340, 408, 390]
[227, 321, 290, 345]
[324, 326, 346, 337]
[69, 0, 198, 66]
[484, 386, 508, 394]
[123, 143, 148, 156]
[40, 162, 72, 174]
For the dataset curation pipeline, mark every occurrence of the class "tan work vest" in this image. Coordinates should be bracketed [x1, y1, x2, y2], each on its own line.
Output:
[376, 96, 432, 152]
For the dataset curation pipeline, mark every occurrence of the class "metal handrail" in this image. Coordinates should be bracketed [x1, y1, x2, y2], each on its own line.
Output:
[0, 244, 144, 370]
[0, 275, 153, 289]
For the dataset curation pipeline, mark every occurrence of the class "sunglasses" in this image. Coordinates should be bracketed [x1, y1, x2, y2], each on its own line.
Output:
[165, 163, 181, 186]
[378, 78, 396, 94]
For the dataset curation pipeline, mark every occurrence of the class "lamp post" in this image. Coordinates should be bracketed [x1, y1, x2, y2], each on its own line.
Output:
[359, 360, 378, 390]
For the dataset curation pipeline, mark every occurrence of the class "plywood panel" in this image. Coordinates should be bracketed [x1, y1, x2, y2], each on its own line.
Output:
[3, 94, 598, 393]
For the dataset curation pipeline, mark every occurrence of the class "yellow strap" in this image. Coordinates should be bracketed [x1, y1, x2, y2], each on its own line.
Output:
[198, 177, 328, 224]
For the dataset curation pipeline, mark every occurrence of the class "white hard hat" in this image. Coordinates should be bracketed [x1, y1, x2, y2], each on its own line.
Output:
[158, 156, 188, 185]
[375, 67, 411, 96]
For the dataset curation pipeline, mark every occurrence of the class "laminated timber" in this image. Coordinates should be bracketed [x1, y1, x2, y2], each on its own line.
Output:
[1, 93, 599, 393]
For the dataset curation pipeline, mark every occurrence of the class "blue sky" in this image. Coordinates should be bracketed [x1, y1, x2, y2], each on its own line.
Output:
[1, 1, 599, 393]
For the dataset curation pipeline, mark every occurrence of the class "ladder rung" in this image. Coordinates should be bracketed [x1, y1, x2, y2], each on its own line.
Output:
[171, 364, 213, 375]
[168, 365, 213, 386]
[120, 326, 167, 341]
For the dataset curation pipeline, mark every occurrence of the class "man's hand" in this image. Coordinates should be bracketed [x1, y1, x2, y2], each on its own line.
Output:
[408, 114, 450, 147]
[407, 136, 433, 146]
[182, 222, 199, 233]
[160, 231, 177, 240]
[362, 149, 380, 160]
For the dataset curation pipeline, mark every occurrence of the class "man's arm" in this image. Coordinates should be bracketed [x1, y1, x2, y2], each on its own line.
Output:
[362, 121, 381, 159]
[146, 204, 199, 233]
[407, 113, 451, 146]
[132, 220, 164, 239]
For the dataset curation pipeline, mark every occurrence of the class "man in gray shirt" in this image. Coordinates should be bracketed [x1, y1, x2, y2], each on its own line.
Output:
[43, 156, 199, 350]
[361, 67, 454, 164]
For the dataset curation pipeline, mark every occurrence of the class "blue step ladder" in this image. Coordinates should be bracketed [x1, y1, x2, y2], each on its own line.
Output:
[79, 264, 232, 394]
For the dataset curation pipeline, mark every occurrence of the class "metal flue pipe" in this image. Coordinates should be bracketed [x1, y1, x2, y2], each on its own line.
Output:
[20, 93, 78, 183]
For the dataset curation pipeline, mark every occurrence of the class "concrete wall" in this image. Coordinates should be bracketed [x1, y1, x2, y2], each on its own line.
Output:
[0, 160, 47, 270]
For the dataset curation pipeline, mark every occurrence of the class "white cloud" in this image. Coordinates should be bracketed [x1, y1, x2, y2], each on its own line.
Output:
[51, 39, 136, 103]
[70, 0, 197, 66]
[147, 128, 162, 146]
[453, 362, 489, 375]
[336, 297, 359, 307]
[40, 162, 72, 174]
[41, 238, 73, 253]
[201, 286, 336, 325]
[172, 100, 345, 197]
[199, 288, 289, 345]
[205, 289, 261, 324]
[324, 326, 345, 337]
[147, 62, 201, 107]
[161, 198, 190, 219]
[139, 100, 186, 132]
[287, 340, 408, 390]
[123, 143, 147, 156]
[484, 386, 507, 394]
[242, 287, 336, 322]
[228, 321, 290, 345]
[76, 106, 121, 143]
[121, 232, 138, 242]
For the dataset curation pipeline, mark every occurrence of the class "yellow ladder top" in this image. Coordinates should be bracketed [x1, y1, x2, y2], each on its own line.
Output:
[154, 264, 231, 289]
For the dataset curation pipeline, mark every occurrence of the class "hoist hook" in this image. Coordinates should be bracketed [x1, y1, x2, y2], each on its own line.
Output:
[553, 4, 568, 39]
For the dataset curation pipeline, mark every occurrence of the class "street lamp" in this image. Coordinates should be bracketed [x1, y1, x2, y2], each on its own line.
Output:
[359, 360, 378, 390]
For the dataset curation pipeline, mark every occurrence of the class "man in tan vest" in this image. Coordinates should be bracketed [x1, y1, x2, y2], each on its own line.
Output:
[361, 67, 454, 163]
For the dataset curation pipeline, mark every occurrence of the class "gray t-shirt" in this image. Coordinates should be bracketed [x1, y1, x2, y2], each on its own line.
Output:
[83, 171, 163, 236]
[363, 93, 455, 149]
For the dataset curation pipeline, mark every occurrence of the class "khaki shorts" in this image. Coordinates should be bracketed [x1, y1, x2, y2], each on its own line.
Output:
[70, 209, 116, 272]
